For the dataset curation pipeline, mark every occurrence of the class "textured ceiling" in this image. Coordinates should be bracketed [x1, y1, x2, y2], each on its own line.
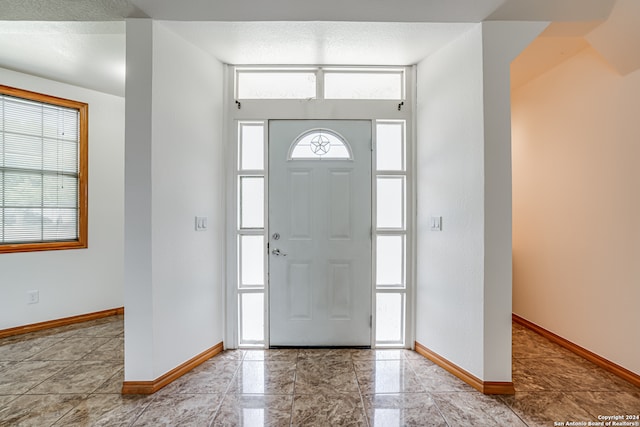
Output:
[0, 0, 145, 20]
[161, 21, 474, 66]
[0, 0, 636, 97]
[130, 0, 614, 23]
[0, 21, 125, 96]
[0, 0, 615, 22]
[130, 0, 504, 22]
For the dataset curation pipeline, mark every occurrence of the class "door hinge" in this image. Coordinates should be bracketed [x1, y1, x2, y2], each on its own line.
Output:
[369, 315, 372, 328]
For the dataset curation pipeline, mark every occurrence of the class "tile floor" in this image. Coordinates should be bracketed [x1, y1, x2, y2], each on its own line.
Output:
[0, 316, 638, 426]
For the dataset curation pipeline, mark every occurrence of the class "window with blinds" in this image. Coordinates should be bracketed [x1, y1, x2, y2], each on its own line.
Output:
[0, 85, 88, 253]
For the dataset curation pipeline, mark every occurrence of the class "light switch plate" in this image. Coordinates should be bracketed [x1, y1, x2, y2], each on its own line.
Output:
[430, 216, 442, 231]
[195, 216, 208, 231]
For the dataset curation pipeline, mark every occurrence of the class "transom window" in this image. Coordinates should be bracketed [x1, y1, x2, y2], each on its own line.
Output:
[324, 69, 404, 100]
[236, 70, 316, 100]
[288, 128, 352, 160]
[0, 85, 88, 253]
[236, 67, 405, 101]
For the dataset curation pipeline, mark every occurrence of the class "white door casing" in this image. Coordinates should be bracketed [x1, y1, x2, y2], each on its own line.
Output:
[269, 120, 372, 346]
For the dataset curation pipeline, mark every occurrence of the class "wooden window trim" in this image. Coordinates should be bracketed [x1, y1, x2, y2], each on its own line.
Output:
[0, 85, 88, 254]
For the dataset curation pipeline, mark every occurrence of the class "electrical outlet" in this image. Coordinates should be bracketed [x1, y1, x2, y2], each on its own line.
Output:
[27, 290, 39, 304]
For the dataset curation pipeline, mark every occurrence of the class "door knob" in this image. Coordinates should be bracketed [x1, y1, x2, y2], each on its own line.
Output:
[271, 248, 287, 256]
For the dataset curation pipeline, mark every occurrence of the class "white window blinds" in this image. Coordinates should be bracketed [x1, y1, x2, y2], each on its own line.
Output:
[1, 93, 80, 244]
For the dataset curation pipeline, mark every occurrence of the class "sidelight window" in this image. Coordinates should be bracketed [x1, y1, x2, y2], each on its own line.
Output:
[375, 120, 407, 346]
[236, 121, 266, 346]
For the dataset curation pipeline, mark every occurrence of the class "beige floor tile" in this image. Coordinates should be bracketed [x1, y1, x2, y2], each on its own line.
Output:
[82, 337, 124, 361]
[1, 316, 638, 427]
[26, 361, 122, 394]
[351, 349, 406, 361]
[52, 394, 152, 427]
[0, 394, 19, 408]
[563, 390, 640, 419]
[363, 393, 448, 426]
[93, 368, 124, 394]
[27, 337, 111, 361]
[0, 394, 86, 427]
[227, 361, 296, 395]
[0, 360, 71, 394]
[132, 393, 222, 426]
[292, 392, 367, 426]
[158, 360, 239, 395]
[501, 391, 597, 427]
[212, 394, 293, 426]
[354, 359, 426, 394]
[244, 349, 298, 362]
[0, 336, 65, 361]
[297, 348, 355, 363]
[73, 320, 124, 338]
[431, 391, 527, 427]
[410, 363, 476, 393]
[294, 360, 360, 394]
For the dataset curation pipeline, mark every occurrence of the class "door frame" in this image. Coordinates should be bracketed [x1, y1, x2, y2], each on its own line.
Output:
[224, 65, 416, 349]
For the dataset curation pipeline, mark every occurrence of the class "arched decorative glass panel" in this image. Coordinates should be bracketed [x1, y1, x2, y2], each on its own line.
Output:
[288, 128, 353, 160]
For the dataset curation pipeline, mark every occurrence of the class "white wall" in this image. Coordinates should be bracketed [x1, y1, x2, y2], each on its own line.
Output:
[415, 22, 544, 382]
[416, 24, 486, 378]
[0, 67, 124, 330]
[512, 46, 640, 375]
[124, 19, 225, 381]
[480, 21, 547, 380]
[124, 18, 154, 380]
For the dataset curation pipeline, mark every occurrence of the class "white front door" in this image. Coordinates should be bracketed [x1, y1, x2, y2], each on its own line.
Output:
[269, 120, 372, 347]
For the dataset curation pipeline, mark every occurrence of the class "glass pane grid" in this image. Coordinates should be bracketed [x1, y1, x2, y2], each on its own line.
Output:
[236, 120, 265, 346]
[373, 119, 408, 347]
[376, 176, 405, 230]
[376, 121, 405, 172]
[324, 71, 404, 100]
[239, 123, 265, 171]
[234, 67, 406, 101]
[239, 176, 264, 229]
[376, 235, 405, 288]
[237, 71, 317, 100]
[239, 293, 265, 344]
[238, 234, 265, 288]
[375, 293, 405, 345]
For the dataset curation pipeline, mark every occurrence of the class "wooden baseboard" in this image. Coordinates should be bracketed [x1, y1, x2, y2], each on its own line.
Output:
[121, 342, 224, 395]
[414, 341, 515, 395]
[0, 307, 124, 339]
[512, 314, 640, 388]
